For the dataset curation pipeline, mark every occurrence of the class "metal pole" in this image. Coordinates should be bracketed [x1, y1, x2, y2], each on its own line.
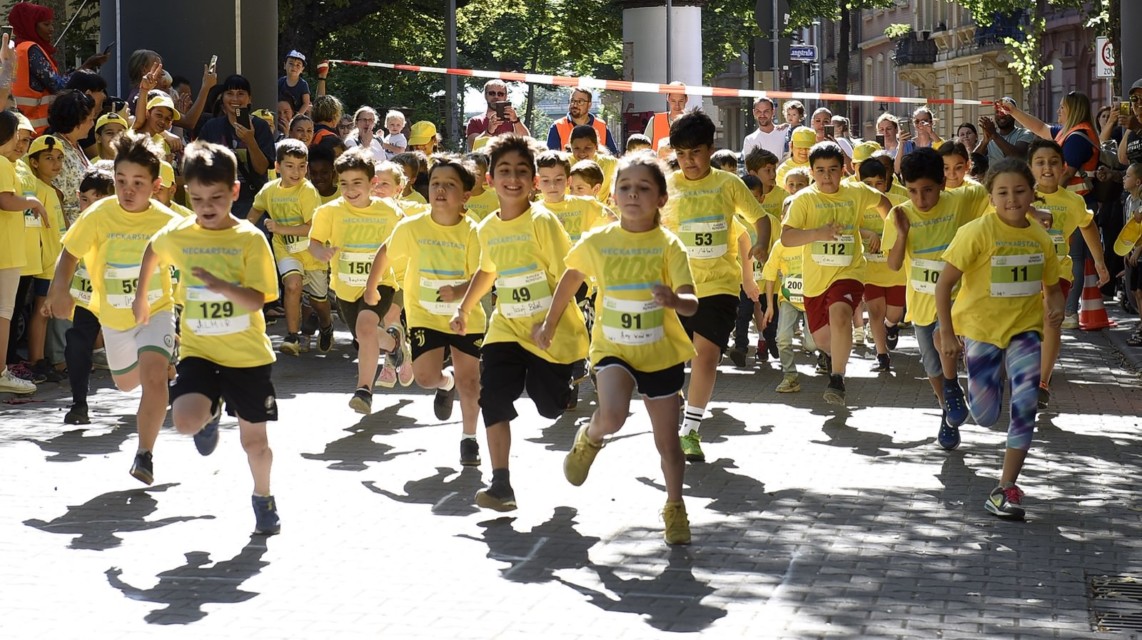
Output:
[446, 0, 458, 149]
[772, 0, 779, 89]
[665, 0, 672, 83]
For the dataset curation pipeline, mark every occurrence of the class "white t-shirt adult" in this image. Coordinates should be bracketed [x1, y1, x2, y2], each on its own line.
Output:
[742, 126, 786, 158]
[345, 134, 387, 163]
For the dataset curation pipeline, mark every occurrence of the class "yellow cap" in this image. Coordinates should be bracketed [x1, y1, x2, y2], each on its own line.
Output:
[408, 121, 437, 146]
[852, 141, 883, 164]
[27, 135, 62, 157]
[791, 127, 817, 149]
[15, 113, 35, 134]
[145, 95, 182, 121]
[96, 112, 129, 134]
[159, 160, 176, 188]
[253, 109, 276, 128]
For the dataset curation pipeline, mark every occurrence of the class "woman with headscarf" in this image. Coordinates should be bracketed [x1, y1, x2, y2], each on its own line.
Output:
[8, 2, 107, 134]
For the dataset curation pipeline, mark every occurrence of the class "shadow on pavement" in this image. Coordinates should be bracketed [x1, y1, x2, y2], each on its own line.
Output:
[23, 483, 213, 550]
[23, 423, 134, 463]
[105, 535, 270, 625]
[361, 466, 483, 517]
[638, 457, 775, 516]
[300, 399, 425, 471]
[458, 506, 600, 584]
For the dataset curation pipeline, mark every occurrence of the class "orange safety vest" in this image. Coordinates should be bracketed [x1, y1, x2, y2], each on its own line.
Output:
[1054, 122, 1099, 196]
[13, 41, 58, 135]
[554, 115, 609, 151]
[650, 113, 671, 150]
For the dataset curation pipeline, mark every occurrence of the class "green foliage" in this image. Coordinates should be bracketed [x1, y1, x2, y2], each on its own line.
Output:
[701, 0, 759, 83]
[787, 0, 894, 30]
[883, 23, 913, 40]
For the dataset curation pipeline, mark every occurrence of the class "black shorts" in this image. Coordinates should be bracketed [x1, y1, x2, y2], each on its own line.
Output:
[169, 356, 278, 423]
[479, 341, 572, 426]
[336, 286, 395, 338]
[409, 326, 483, 360]
[596, 357, 685, 399]
[679, 293, 738, 352]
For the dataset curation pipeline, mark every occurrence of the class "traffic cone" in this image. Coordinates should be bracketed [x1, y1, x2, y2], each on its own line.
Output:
[1079, 258, 1115, 331]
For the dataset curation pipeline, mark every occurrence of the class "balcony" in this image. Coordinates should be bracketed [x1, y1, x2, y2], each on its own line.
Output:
[974, 10, 1027, 50]
[893, 36, 938, 66]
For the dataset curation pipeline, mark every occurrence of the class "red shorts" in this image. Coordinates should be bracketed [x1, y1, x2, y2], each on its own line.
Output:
[863, 284, 906, 307]
[805, 279, 865, 333]
[1057, 278, 1072, 300]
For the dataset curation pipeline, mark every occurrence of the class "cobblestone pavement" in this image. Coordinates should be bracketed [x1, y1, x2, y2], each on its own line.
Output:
[3, 307, 1142, 639]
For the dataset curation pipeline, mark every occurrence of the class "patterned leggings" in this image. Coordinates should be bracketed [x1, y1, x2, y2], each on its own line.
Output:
[964, 331, 1041, 452]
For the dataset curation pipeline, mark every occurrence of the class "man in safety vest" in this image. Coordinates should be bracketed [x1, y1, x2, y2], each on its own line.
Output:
[546, 89, 618, 155]
[643, 81, 687, 151]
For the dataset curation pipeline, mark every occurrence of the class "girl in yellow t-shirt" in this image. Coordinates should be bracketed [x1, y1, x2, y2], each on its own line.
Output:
[535, 153, 698, 546]
[935, 158, 1063, 521]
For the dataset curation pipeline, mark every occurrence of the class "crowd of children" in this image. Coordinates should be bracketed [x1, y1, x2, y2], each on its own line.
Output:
[2, 39, 1124, 540]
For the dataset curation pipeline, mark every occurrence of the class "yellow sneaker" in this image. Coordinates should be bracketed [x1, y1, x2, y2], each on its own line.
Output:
[662, 501, 691, 545]
[563, 423, 603, 486]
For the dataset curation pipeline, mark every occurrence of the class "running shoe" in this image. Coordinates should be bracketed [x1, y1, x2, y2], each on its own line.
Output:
[129, 451, 154, 485]
[662, 501, 692, 545]
[823, 374, 846, 405]
[387, 326, 414, 387]
[1037, 382, 1050, 409]
[767, 339, 779, 359]
[937, 411, 960, 451]
[1061, 314, 1079, 330]
[942, 379, 969, 427]
[564, 423, 603, 486]
[194, 403, 223, 456]
[32, 360, 67, 383]
[680, 430, 705, 462]
[984, 485, 1025, 520]
[570, 359, 590, 385]
[852, 327, 865, 346]
[349, 387, 373, 415]
[9, 362, 45, 384]
[870, 353, 891, 373]
[775, 374, 800, 393]
[815, 351, 831, 374]
[460, 437, 481, 466]
[566, 383, 579, 410]
[318, 324, 335, 353]
[885, 322, 900, 350]
[64, 403, 90, 425]
[0, 368, 37, 394]
[475, 481, 517, 512]
[279, 333, 302, 356]
[727, 346, 748, 367]
[252, 495, 281, 535]
[434, 369, 456, 420]
[756, 339, 769, 363]
[375, 358, 398, 388]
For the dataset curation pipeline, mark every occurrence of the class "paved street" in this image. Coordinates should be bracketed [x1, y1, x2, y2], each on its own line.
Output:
[3, 308, 1142, 639]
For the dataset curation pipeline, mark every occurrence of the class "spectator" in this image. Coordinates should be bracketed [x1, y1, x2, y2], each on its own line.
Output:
[809, 107, 832, 143]
[742, 97, 786, 158]
[197, 74, 276, 217]
[465, 80, 528, 150]
[781, 100, 805, 154]
[278, 50, 312, 116]
[344, 106, 385, 162]
[547, 89, 617, 155]
[310, 95, 345, 155]
[1117, 79, 1142, 168]
[644, 82, 687, 151]
[125, 49, 161, 103]
[46, 90, 95, 226]
[975, 97, 1035, 164]
[957, 122, 979, 150]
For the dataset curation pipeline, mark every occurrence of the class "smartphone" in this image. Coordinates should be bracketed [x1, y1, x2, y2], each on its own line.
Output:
[824, 124, 835, 138]
[1123, 101, 1133, 117]
[493, 101, 510, 119]
[899, 122, 911, 137]
[102, 41, 115, 55]
[236, 106, 251, 129]
[875, 134, 885, 147]
[209, 55, 218, 75]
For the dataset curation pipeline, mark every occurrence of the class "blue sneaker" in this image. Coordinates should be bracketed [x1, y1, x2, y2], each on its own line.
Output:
[942, 379, 969, 427]
[937, 411, 960, 450]
[193, 404, 222, 456]
[252, 495, 281, 535]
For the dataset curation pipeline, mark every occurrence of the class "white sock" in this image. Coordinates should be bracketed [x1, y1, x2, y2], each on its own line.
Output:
[680, 404, 704, 435]
[440, 370, 455, 392]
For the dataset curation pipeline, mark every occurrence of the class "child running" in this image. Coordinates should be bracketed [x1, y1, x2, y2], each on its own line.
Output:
[856, 158, 908, 372]
[134, 140, 282, 535]
[45, 132, 182, 484]
[935, 158, 1063, 519]
[365, 154, 486, 465]
[535, 152, 697, 545]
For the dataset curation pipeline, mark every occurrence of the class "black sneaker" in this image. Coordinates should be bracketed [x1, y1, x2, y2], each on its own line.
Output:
[460, 437, 481, 466]
[64, 403, 90, 425]
[767, 339, 779, 359]
[885, 322, 900, 350]
[870, 353, 891, 373]
[1037, 384, 1050, 409]
[727, 347, 748, 367]
[570, 359, 590, 385]
[318, 324, 334, 353]
[823, 374, 846, 406]
[475, 481, 516, 511]
[349, 387, 373, 415]
[33, 360, 67, 383]
[815, 351, 831, 374]
[252, 495, 281, 535]
[937, 411, 961, 450]
[129, 451, 154, 485]
[566, 383, 579, 410]
[193, 403, 222, 456]
[279, 333, 302, 356]
[434, 370, 456, 420]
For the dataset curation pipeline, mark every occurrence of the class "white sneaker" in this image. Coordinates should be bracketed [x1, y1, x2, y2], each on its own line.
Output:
[0, 368, 37, 394]
[852, 327, 865, 345]
[1061, 314, 1079, 329]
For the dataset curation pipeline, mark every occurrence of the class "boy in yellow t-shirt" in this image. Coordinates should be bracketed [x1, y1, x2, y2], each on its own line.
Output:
[22, 135, 68, 382]
[568, 159, 605, 199]
[450, 135, 590, 512]
[775, 127, 815, 187]
[569, 126, 617, 204]
[153, 161, 195, 218]
[137, 140, 282, 535]
[536, 151, 611, 243]
[663, 110, 767, 463]
[782, 142, 890, 406]
[727, 174, 777, 366]
[882, 147, 991, 447]
[856, 158, 908, 373]
[935, 158, 1063, 520]
[45, 132, 181, 485]
[463, 151, 498, 222]
[761, 239, 816, 393]
[366, 155, 487, 466]
[308, 148, 404, 415]
[1027, 139, 1108, 407]
[249, 139, 334, 356]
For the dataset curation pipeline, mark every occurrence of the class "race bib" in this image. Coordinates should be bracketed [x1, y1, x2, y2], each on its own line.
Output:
[601, 296, 664, 346]
[419, 275, 468, 316]
[24, 210, 41, 228]
[864, 238, 887, 263]
[781, 275, 804, 305]
[284, 235, 309, 254]
[678, 219, 728, 259]
[811, 234, 855, 267]
[70, 265, 93, 306]
[184, 286, 249, 336]
[751, 260, 764, 283]
[338, 251, 376, 287]
[495, 270, 552, 318]
[990, 253, 1043, 298]
[104, 265, 163, 309]
[910, 258, 945, 295]
[1048, 229, 1067, 257]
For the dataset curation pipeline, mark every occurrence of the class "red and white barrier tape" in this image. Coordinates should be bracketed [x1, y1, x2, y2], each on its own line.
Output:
[325, 59, 995, 107]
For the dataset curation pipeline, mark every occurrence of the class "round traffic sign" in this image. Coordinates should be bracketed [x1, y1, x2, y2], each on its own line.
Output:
[1101, 39, 1115, 67]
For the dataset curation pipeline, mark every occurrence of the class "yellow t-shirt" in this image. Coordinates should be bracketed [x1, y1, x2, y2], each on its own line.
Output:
[860, 190, 909, 288]
[477, 206, 588, 364]
[735, 213, 779, 285]
[16, 161, 42, 276]
[319, 188, 341, 205]
[539, 196, 608, 243]
[760, 185, 789, 220]
[32, 178, 66, 280]
[397, 198, 431, 218]
[150, 216, 278, 368]
[881, 185, 991, 325]
[663, 168, 765, 298]
[565, 224, 696, 371]
[0, 156, 28, 271]
[761, 240, 806, 312]
[309, 197, 402, 302]
[1037, 188, 1093, 281]
[594, 153, 618, 203]
[385, 212, 487, 334]
[782, 183, 882, 297]
[465, 189, 499, 223]
[403, 189, 428, 205]
[171, 202, 195, 218]
[775, 158, 810, 189]
[943, 213, 1060, 347]
[61, 198, 179, 330]
[253, 179, 324, 271]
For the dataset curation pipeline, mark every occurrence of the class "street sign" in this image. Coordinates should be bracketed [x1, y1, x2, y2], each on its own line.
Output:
[790, 44, 817, 62]
[1097, 37, 1114, 78]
